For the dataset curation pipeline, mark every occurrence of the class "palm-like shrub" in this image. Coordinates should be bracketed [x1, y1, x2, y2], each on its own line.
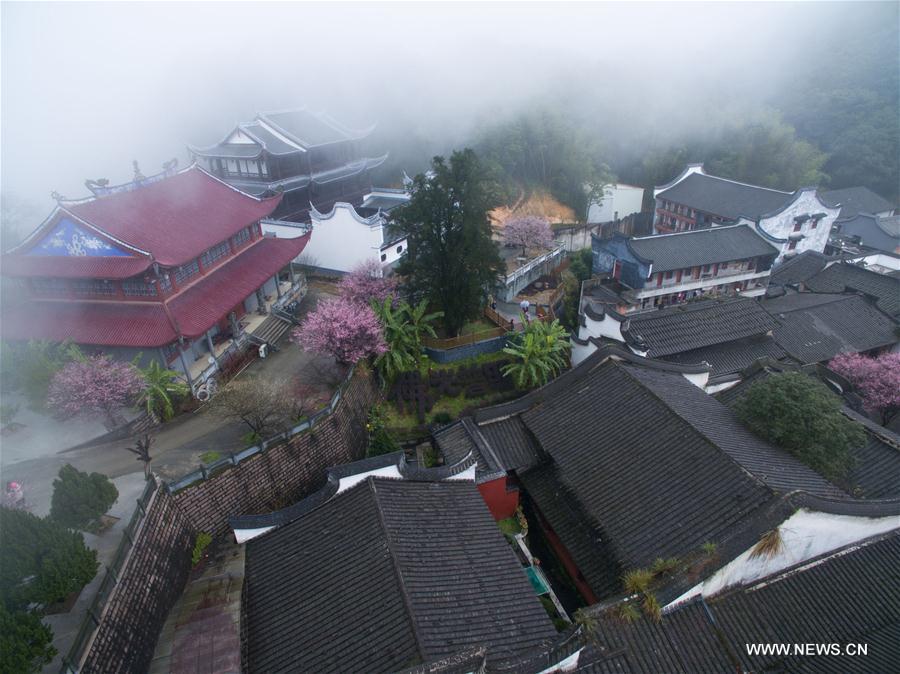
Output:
[502, 317, 569, 389]
[138, 360, 190, 421]
[372, 298, 442, 382]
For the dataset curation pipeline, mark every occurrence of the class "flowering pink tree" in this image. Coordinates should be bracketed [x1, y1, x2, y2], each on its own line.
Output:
[829, 352, 900, 424]
[47, 355, 144, 429]
[503, 216, 554, 256]
[292, 296, 386, 365]
[339, 259, 398, 306]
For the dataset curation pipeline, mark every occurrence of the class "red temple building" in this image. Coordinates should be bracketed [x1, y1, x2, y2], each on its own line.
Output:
[1, 164, 310, 389]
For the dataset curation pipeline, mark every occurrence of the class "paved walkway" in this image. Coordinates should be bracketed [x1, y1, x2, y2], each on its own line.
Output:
[0, 280, 344, 673]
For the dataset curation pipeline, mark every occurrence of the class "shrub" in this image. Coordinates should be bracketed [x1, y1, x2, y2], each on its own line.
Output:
[0, 604, 56, 673]
[367, 405, 401, 457]
[431, 411, 453, 425]
[50, 464, 118, 531]
[734, 372, 863, 481]
[191, 532, 213, 566]
[0, 507, 98, 609]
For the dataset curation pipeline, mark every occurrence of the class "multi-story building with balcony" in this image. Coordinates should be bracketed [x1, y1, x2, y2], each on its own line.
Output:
[653, 164, 839, 264]
[591, 224, 779, 312]
[1, 164, 310, 389]
[189, 109, 388, 223]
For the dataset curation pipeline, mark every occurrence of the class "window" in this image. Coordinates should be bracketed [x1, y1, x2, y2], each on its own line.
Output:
[702, 265, 711, 274]
[174, 259, 200, 285]
[380, 253, 387, 262]
[788, 240, 798, 251]
[793, 221, 802, 232]
[811, 219, 819, 229]
[72, 279, 117, 296]
[720, 261, 728, 270]
[200, 241, 230, 268]
[162, 342, 180, 363]
[158, 273, 172, 294]
[232, 227, 251, 248]
[122, 278, 158, 297]
[31, 277, 69, 295]
[396, 245, 403, 254]
[665, 271, 674, 279]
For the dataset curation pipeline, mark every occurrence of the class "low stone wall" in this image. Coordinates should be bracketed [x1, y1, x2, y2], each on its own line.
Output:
[65, 367, 379, 673]
[171, 367, 378, 536]
[79, 484, 195, 674]
[424, 334, 510, 364]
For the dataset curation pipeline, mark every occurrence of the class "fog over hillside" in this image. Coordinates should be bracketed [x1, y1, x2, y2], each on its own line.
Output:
[2, 1, 897, 232]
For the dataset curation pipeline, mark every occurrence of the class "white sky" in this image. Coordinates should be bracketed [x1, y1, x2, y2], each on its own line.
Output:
[1, 2, 894, 212]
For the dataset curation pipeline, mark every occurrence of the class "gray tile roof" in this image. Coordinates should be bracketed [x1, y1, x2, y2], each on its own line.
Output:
[656, 172, 792, 220]
[261, 110, 355, 147]
[718, 367, 900, 500]
[243, 478, 556, 673]
[573, 529, 900, 674]
[622, 298, 779, 357]
[627, 225, 778, 272]
[762, 293, 899, 363]
[515, 357, 844, 597]
[820, 186, 895, 219]
[804, 263, 900, 318]
[769, 249, 831, 285]
[661, 334, 788, 378]
[476, 416, 543, 472]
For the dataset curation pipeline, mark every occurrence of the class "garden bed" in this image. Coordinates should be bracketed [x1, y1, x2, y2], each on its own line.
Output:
[384, 352, 523, 432]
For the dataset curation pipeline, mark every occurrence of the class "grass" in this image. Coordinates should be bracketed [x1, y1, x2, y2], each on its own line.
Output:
[750, 528, 783, 559]
[622, 568, 654, 594]
[199, 450, 222, 464]
[497, 516, 522, 538]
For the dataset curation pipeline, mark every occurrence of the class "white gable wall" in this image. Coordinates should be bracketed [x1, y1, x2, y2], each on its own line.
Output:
[757, 190, 840, 264]
[305, 204, 387, 274]
[666, 509, 900, 610]
[587, 184, 645, 223]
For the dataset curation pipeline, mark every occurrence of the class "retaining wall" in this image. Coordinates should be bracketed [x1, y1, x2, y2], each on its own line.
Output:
[170, 367, 378, 536]
[424, 334, 510, 364]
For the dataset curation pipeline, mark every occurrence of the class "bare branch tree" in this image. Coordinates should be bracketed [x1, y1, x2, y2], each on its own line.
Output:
[207, 378, 305, 442]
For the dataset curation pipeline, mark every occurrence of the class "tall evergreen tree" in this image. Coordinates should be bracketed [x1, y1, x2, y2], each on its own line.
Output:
[394, 150, 504, 335]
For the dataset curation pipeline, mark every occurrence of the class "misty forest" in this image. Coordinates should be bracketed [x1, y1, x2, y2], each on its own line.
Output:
[1, 3, 897, 246]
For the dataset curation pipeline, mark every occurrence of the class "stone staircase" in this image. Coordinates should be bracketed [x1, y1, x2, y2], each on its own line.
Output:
[248, 313, 294, 350]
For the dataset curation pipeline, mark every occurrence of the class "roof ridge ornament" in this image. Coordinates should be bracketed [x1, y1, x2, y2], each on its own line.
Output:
[132, 160, 145, 182]
[50, 190, 66, 202]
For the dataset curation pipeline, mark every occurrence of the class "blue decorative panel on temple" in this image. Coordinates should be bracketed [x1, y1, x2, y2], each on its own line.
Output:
[26, 217, 131, 257]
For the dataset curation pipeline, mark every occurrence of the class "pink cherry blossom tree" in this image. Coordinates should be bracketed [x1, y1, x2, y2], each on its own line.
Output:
[829, 351, 900, 424]
[502, 216, 555, 257]
[292, 296, 387, 365]
[47, 355, 144, 429]
[339, 259, 398, 306]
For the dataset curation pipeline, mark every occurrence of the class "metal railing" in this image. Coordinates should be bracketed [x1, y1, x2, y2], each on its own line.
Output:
[61, 477, 160, 673]
[503, 244, 565, 286]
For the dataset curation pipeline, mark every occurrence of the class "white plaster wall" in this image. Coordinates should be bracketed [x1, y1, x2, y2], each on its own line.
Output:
[588, 184, 645, 223]
[682, 370, 709, 389]
[234, 526, 275, 544]
[380, 238, 408, 266]
[570, 339, 597, 367]
[304, 205, 386, 273]
[758, 190, 840, 264]
[337, 466, 403, 493]
[667, 510, 900, 609]
[578, 311, 625, 344]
